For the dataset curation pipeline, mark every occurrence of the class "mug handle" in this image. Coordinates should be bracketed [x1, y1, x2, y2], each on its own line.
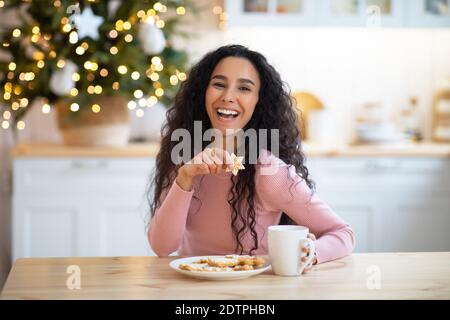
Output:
[298, 238, 316, 275]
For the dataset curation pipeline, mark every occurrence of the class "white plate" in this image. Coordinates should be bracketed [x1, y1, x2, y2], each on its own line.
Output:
[169, 256, 271, 281]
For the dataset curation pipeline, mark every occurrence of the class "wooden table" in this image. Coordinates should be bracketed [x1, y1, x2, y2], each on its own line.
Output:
[1, 252, 449, 300]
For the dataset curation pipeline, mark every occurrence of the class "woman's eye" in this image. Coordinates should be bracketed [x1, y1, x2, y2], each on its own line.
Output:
[239, 87, 251, 92]
[213, 83, 225, 88]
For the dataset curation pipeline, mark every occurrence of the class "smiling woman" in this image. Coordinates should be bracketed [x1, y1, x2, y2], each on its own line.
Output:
[205, 57, 260, 133]
[147, 45, 355, 267]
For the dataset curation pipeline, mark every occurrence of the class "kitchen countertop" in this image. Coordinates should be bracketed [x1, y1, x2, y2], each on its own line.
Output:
[10, 141, 450, 158]
[1, 252, 449, 299]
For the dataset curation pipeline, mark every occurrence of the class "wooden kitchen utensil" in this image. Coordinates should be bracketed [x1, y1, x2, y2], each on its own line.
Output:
[292, 91, 324, 140]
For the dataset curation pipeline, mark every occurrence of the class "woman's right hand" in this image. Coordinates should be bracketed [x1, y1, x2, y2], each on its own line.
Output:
[176, 147, 234, 191]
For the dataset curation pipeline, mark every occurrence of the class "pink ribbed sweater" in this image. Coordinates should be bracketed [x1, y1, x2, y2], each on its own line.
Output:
[148, 150, 355, 264]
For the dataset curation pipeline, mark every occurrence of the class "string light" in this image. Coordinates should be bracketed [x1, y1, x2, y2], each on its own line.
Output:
[69, 31, 78, 44]
[0, 1, 5, 8]
[112, 82, 119, 90]
[133, 89, 143, 99]
[147, 96, 158, 107]
[37, 60, 45, 68]
[87, 85, 95, 94]
[94, 85, 102, 94]
[117, 65, 127, 74]
[115, 20, 124, 31]
[33, 51, 45, 60]
[2, 120, 9, 129]
[124, 34, 133, 42]
[11, 102, 20, 110]
[91, 103, 101, 113]
[127, 101, 136, 110]
[131, 71, 140, 80]
[123, 21, 131, 30]
[153, 2, 162, 11]
[17, 120, 25, 130]
[178, 72, 187, 81]
[72, 72, 80, 81]
[57, 59, 65, 68]
[8, 62, 16, 71]
[84, 61, 93, 70]
[32, 26, 40, 34]
[149, 72, 159, 81]
[70, 103, 80, 112]
[70, 88, 78, 96]
[136, 109, 144, 118]
[3, 111, 11, 119]
[108, 30, 118, 38]
[12, 28, 21, 37]
[100, 68, 108, 77]
[20, 98, 29, 107]
[62, 23, 72, 33]
[76, 46, 85, 55]
[155, 88, 164, 97]
[170, 75, 179, 85]
[151, 57, 161, 66]
[176, 6, 186, 15]
[138, 98, 147, 107]
[110, 46, 118, 55]
[156, 20, 165, 28]
[41, 103, 51, 114]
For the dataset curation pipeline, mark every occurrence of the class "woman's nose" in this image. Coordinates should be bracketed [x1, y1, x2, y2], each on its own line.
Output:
[221, 88, 235, 103]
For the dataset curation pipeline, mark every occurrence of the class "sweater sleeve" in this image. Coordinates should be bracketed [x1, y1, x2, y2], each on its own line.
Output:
[256, 158, 356, 264]
[147, 178, 194, 256]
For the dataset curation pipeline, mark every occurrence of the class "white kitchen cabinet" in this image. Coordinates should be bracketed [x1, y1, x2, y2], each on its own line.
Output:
[226, 0, 450, 27]
[13, 154, 450, 259]
[307, 157, 450, 253]
[12, 157, 155, 261]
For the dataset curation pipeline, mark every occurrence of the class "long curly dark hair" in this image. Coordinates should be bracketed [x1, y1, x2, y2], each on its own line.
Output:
[148, 44, 314, 255]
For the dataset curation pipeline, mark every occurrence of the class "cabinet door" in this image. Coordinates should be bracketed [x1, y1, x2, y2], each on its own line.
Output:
[12, 196, 88, 260]
[307, 156, 450, 253]
[93, 195, 154, 257]
[226, 0, 317, 26]
[385, 197, 450, 252]
[12, 157, 156, 260]
[405, 0, 450, 27]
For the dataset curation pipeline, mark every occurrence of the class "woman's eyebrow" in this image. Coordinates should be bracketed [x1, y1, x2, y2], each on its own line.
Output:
[211, 74, 256, 86]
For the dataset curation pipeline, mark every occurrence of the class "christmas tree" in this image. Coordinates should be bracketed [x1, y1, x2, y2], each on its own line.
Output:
[0, 0, 201, 131]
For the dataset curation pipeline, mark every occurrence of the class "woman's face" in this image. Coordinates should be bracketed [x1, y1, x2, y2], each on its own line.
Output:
[205, 57, 260, 134]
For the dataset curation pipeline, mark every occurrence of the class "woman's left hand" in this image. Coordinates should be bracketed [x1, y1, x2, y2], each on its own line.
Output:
[301, 233, 317, 274]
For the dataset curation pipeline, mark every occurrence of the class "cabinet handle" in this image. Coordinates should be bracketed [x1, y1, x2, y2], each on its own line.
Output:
[70, 160, 109, 169]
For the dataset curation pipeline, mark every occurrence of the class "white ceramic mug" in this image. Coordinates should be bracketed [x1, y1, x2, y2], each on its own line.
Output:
[268, 225, 316, 276]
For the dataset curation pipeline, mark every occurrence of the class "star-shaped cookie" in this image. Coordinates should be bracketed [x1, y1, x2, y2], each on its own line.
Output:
[226, 153, 245, 176]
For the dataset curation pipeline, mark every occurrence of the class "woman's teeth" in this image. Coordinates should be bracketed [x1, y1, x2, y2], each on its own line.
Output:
[217, 108, 239, 118]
